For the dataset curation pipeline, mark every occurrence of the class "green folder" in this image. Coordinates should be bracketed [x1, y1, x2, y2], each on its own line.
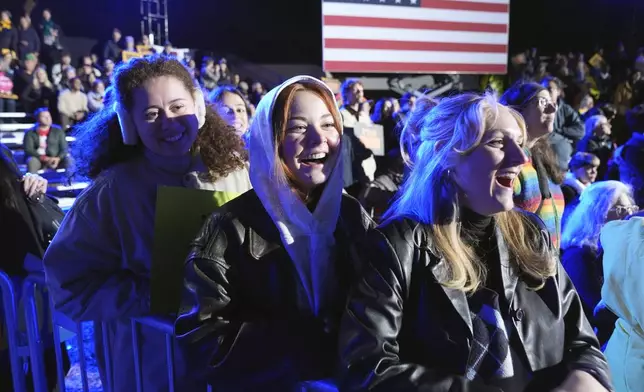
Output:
[150, 186, 240, 315]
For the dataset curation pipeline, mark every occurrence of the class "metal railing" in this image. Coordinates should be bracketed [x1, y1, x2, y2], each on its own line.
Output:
[0, 270, 28, 391]
[11, 270, 208, 392]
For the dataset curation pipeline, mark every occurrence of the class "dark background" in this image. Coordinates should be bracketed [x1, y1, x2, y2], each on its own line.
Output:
[4, 0, 644, 64]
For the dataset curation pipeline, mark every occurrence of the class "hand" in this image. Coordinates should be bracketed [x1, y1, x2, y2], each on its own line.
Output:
[22, 173, 48, 198]
[554, 370, 608, 392]
[48, 157, 61, 169]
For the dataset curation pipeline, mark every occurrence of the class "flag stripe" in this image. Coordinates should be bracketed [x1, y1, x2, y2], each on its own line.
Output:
[321, 0, 509, 74]
[323, 15, 506, 33]
[450, 0, 509, 4]
[323, 25, 507, 45]
[323, 2, 508, 24]
[324, 38, 507, 53]
[324, 48, 506, 64]
[420, 0, 509, 13]
[324, 61, 507, 73]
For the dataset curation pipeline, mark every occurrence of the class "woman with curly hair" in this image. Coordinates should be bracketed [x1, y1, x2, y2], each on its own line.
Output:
[42, 55, 245, 391]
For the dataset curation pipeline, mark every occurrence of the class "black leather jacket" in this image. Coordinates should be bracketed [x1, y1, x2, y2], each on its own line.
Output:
[174, 190, 374, 391]
[338, 213, 613, 392]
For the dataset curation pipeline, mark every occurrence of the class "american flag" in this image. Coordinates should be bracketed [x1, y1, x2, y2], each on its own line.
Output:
[322, 0, 510, 74]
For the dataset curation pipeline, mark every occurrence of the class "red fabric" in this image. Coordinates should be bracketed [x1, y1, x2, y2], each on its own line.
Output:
[0, 72, 13, 94]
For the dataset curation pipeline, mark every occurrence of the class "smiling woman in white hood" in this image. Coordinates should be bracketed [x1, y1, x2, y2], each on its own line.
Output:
[175, 75, 374, 390]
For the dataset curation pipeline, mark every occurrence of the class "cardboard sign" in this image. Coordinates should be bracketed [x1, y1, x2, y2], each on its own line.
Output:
[122, 51, 143, 62]
[353, 123, 385, 156]
[150, 186, 239, 315]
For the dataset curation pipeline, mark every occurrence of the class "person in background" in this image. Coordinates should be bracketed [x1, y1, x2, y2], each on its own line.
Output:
[102, 58, 115, 86]
[338, 92, 611, 392]
[103, 28, 122, 63]
[600, 216, 644, 392]
[0, 54, 17, 122]
[51, 51, 72, 88]
[42, 55, 244, 392]
[0, 10, 17, 55]
[250, 81, 266, 106]
[17, 16, 40, 62]
[612, 104, 644, 206]
[561, 181, 635, 338]
[24, 107, 71, 173]
[185, 84, 252, 196]
[0, 142, 70, 392]
[12, 53, 38, 109]
[57, 77, 88, 129]
[231, 73, 241, 87]
[22, 65, 56, 115]
[578, 115, 615, 181]
[199, 56, 219, 91]
[339, 78, 376, 196]
[208, 85, 249, 137]
[124, 36, 136, 52]
[392, 92, 417, 133]
[217, 57, 231, 84]
[501, 82, 566, 249]
[613, 69, 641, 116]
[360, 95, 436, 222]
[541, 76, 585, 171]
[87, 79, 105, 112]
[175, 75, 373, 390]
[561, 152, 600, 226]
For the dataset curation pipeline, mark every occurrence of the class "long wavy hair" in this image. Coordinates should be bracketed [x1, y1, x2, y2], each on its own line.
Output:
[387, 92, 556, 293]
[500, 81, 564, 184]
[71, 55, 246, 180]
[562, 181, 633, 250]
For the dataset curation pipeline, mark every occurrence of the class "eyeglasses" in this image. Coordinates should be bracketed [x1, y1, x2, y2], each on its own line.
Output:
[535, 97, 557, 109]
[610, 205, 639, 216]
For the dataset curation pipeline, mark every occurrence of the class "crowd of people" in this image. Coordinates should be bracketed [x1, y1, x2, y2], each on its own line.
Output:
[0, 9, 269, 151]
[2, 6, 644, 392]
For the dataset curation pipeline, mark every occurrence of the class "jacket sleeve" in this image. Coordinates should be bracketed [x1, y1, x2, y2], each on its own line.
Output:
[43, 182, 150, 322]
[23, 131, 39, 158]
[559, 104, 585, 142]
[57, 128, 68, 159]
[557, 260, 613, 390]
[338, 227, 501, 392]
[174, 212, 334, 388]
[560, 247, 602, 319]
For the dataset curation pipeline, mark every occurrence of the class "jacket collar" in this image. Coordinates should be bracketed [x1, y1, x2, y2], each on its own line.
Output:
[430, 223, 518, 337]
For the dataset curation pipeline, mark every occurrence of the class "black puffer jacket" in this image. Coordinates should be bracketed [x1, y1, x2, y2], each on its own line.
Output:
[338, 212, 613, 392]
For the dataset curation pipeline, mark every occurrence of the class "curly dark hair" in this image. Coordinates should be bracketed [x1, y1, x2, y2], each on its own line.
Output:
[71, 55, 246, 180]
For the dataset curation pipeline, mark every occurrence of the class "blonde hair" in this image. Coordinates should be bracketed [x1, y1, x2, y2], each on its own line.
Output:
[387, 92, 556, 293]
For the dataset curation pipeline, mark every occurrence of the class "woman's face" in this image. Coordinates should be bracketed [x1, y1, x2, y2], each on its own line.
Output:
[607, 193, 638, 222]
[280, 90, 341, 193]
[36, 68, 47, 81]
[453, 107, 528, 216]
[131, 76, 200, 157]
[216, 92, 249, 136]
[574, 165, 598, 184]
[522, 90, 557, 142]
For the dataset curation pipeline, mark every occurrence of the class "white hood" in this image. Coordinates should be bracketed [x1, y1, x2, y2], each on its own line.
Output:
[600, 217, 644, 329]
[247, 75, 344, 316]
